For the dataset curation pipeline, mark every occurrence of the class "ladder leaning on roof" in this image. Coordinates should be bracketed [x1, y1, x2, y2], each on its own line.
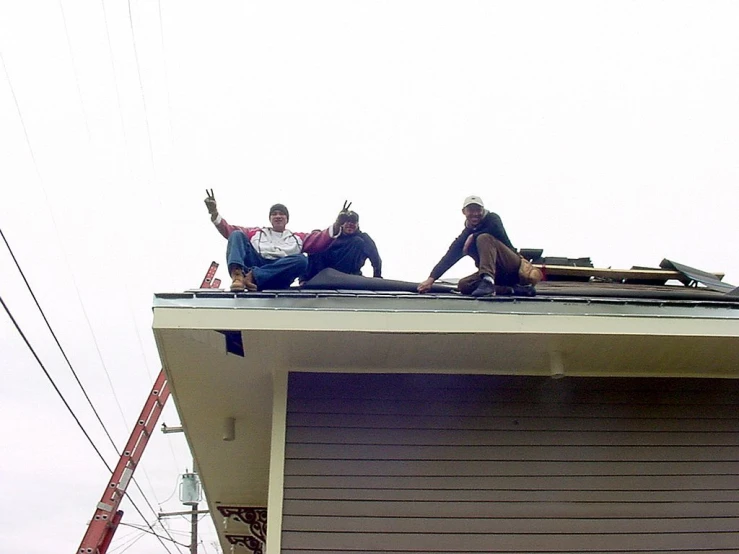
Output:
[76, 369, 171, 554]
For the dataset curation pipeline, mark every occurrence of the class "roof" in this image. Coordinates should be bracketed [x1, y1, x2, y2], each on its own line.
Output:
[151, 269, 739, 550]
[157, 278, 739, 312]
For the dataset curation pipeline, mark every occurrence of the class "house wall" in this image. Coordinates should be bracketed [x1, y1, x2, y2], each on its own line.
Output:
[281, 372, 739, 553]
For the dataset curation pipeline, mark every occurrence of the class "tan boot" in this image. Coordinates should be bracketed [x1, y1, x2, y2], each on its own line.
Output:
[242, 270, 258, 291]
[230, 268, 246, 291]
[518, 257, 543, 285]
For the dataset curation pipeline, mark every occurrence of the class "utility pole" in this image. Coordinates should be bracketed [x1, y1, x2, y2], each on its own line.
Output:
[190, 503, 198, 554]
[157, 471, 207, 553]
[160, 424, 207, 553]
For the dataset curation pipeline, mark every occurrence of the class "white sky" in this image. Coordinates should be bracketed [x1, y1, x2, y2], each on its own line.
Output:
[1, 1, 738, 552]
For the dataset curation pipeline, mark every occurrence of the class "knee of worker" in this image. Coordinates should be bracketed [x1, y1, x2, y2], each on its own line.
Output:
[288, 254, 309, 271]
[227, 230, 248, 244]
[475, 233, 500, 249]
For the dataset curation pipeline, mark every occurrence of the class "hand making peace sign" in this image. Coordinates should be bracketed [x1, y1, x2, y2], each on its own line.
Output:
[204, 189, 218, 218]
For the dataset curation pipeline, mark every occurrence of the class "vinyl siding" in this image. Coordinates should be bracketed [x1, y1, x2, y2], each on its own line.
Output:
[282, 373, 739, 553]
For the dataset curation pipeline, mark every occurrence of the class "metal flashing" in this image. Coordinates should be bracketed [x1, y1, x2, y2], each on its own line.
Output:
[153, 290, 739, 323]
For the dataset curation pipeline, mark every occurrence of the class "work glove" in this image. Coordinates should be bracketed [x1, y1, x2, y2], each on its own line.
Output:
[204, 189, 218, 220]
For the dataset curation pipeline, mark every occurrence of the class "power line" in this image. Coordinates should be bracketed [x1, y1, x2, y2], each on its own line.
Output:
[66, 0, 180, 474]
[1, 50, 131, 431]
[57, 0, 92, 140]
[124, 0, 178, 299]
[0, 52, 43, 183]
[118, 522, 190, 549]
[116, 0, 180, 302]
[0, 229, 180, 551]
[126, 0, 157, 175]
[98, 0, 136, 179]
[107, 524, 149, 554]
[0, 227, 121, 457]
[4, 20, 186, 553]
[1, 63, 161, 490]
[0, 294, 180, 554]
[157, 0, 175, 148]
[1, 57, 182, 550]
[55, 2, 178, 481]
[109, 523, 146, 554]
[0, 294, 114, 472]
[3, 39, 173, 502]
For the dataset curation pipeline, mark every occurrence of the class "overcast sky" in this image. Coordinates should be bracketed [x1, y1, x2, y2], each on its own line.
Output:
[2, 1, 738, 553]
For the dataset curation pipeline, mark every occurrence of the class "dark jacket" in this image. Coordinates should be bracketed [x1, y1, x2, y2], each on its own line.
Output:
[306, 230, 382, 279]
[430, 211, 514, 280]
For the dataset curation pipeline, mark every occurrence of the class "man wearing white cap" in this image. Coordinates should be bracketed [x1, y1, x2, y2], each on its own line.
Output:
[417, 195, 540, 296]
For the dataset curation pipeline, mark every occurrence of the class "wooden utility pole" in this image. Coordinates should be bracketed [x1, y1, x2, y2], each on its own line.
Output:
[190, 504, 198, 554]
[158, 426, 207, 553]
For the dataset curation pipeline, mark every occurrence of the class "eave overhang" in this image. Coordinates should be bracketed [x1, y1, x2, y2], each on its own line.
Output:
[151, 290, 739, 551]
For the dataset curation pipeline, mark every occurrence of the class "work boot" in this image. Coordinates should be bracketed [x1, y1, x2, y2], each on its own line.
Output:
[242, 270, 257, 291]
[519, 258, 544, 285]
[471, 279, 496, 297]
[230, 268, 246, 291]
[230, 268, 257, 292]
[512, 284, 536, 297]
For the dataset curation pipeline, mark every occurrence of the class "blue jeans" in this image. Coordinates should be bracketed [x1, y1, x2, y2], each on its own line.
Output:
[226, 230, 308, 290]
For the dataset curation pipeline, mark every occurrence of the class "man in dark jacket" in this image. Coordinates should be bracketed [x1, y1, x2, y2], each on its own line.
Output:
[303, 210, 382, 281]
[418, 195, 537, 297]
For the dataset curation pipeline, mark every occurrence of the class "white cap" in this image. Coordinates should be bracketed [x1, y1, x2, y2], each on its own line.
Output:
[462, 195, 484, 209]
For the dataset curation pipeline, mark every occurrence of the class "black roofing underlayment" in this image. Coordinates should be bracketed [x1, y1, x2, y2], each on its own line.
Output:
[176, 261, 737, 304]
[296, 263, 738, 303]
[660, 259, 736, 293]
[303, 268, 455, 293]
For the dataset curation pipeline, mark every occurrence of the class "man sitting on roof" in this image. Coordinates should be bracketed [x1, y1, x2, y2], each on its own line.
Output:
[204, 190, 344, 291]
[417, 195, 542, 297]
[302, 209, 382, 282]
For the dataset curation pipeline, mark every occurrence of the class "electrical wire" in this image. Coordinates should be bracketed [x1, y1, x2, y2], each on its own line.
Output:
[107, 526, 146, 554]
[126, 0, 156, 175]
[0, 227, 121, 459]
[158, 474, 181, 506]
[98, 0, 136, 178]
[0, 294, 180, 553]
[4, 15, 189, 553]
[157, 0, 175, 148]
[6, 11, 200, 550]
[118, 522, 191, 549]
[1, 52, 42, 183]
[54, 4, 171, 492]
[0, 48, 132, 436]
[0, 227, 169, 540]
[1, 225, 173, 534]
[109, 529, 146, 553]
[61, 0, 181, 474]
[0, 294, 114, 473]
[3, 42, 171, 510]
[124, 0, 179, 297]
[57, 0, 92, 140]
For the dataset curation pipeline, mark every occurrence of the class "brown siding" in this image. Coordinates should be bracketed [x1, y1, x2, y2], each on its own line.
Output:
[282, 374, 739, 553]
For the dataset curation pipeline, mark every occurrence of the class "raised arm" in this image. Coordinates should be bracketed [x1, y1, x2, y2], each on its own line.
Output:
[301, 226, 339, 253]
[204, 189, 256, 239]
[204, 189, 219, 221]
